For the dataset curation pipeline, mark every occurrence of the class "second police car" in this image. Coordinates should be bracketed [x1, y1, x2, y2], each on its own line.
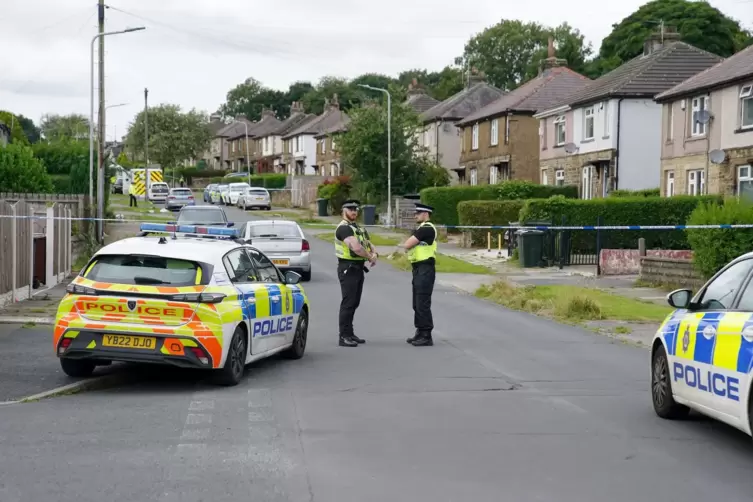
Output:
[652, 250, 753, 436]
[54, 223, 310, 386]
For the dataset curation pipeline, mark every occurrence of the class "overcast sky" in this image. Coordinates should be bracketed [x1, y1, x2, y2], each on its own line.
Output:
[1, 0, 751, 141]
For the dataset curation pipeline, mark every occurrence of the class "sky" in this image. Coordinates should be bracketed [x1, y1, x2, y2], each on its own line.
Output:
[1, 0, 751, 142]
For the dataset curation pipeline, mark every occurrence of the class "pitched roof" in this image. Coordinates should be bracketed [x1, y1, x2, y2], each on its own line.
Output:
[283, 107, 349, 139]
[655, 44, 753, 101]
[273, 112, 318, 136]
[456, 67, 591, 125]
[216, 118, 255, 139]
[550, 42, 723, 110]
[208, 118, 226, 136]
[314, 114, 351, 138]
[419, 82, 504, 123]
[248, 112, 283, 139]
[405, 92, 440, 114]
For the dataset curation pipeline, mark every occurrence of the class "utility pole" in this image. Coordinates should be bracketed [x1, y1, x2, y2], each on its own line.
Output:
[96, 0, 106, 244]
[144, 88, 149, 192]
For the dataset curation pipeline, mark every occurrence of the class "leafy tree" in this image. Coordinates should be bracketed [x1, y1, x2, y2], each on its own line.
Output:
[219, 77, 287, 121]
[14, 115, 40, 144]
[124, 104, 211, 169]
[462, 19, 593, 90]
[593, 0, 753, 76]
[39, 113, 91, 142]
[0, 144, 54, 193]
[338, 98, 447, 204]
[397, 66, 465, 101]
[299, 76, 365, 115]
[32, 140, 88, 176]
[0, 111, 30, 145]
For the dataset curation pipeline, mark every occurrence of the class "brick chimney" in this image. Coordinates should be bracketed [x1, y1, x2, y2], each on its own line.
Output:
[261, 107, 275, 119]
[539, 36, 568, 74]
[467, 67, 486, 87]
[643, 26, 681, 56]
[236, 113, 247, 121]
[290, 101, 304, 114]
[210, 113, 221, 122]
[323, 98, 330, 108]
[329, 93, 340, 109]
[407, 78, 425, 96]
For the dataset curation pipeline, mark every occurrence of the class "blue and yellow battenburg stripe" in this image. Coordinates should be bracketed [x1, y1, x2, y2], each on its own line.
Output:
[660, 310, 753, 374]
[238, 284, 304, 322]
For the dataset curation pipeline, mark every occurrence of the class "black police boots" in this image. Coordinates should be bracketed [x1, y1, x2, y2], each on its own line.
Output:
[410, 331, 433, 347]
[339, 336, 359, 347]
[351, 334, 365, 344]
[406, 329, 419, 344]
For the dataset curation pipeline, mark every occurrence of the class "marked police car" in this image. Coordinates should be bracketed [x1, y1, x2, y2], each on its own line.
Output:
[651, 251, 753, 435]
[55, 223, 309, 386]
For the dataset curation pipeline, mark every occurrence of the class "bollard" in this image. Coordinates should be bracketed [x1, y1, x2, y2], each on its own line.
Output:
[497, 234, 502, 257]
[638, 237, 646, 257]
[487, 232, 491, 252]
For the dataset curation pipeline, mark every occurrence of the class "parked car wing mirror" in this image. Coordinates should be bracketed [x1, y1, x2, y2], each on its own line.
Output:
[284, 270, 301, 285]
[227, 222, 235, 227]
[667, 289, 692, 309]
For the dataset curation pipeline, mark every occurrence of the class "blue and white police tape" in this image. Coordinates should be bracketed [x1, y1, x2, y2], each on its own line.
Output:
[2, 213, 753, 230]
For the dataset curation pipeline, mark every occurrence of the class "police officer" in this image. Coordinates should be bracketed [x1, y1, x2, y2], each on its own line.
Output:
[128, 181, 138, 207]
[334, 199, 377, 347]
[398, 203, 436, 347]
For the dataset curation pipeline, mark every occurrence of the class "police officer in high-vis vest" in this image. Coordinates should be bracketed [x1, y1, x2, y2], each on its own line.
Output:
[334, 199, 377, 347]
[398, 203, 437, 347]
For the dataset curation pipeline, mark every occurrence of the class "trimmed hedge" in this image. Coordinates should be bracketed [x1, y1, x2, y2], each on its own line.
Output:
[247, 174, 286, 189]
[686, 197, 753, 279]
[420, 180, 578, 227]
[519, 195, 724, 251]
[609, 188, 660, 197]
[458, 200, 525, 246]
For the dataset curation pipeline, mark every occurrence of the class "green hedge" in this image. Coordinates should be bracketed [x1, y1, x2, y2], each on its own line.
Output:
[247, 174, 286, 189]
[520, 195, 724, 252]
[609, 188, 660, 197]
[458, 200, 525, 246]
[420, 180, 578, 227]
[687, 198, 753, 279]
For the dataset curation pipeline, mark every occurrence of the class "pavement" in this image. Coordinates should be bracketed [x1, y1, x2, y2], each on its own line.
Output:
[2, 202, 752, 501]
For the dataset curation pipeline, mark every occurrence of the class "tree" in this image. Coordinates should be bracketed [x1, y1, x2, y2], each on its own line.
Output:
[124, 104, 211, 168]
[32, 141, 88, 176]
[398, 66, 465, 101]
[462, 20, 593, 90]
[0, 144, 53, 193]
[14, 115, 40, 144]
[593, 0, 753, 76]
[338, 96, 448, 204]
[299, 76, 366, 115]
[0, 111, 30, 145]
[39, 113, 91, 142]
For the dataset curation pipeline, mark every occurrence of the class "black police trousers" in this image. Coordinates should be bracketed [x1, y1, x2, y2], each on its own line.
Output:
[412, 259, 435, 334]
[337, 260, 365, 338]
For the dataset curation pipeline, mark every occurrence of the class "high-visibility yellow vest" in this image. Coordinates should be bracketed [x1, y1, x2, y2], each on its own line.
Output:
[407, 221, 437, 263]
[334, 220, 367, 261]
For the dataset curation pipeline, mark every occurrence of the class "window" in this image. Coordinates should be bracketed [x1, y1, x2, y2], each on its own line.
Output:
[470, 167, 478, 186]
[423, 129, 430, 147]
[321, 139, 326, 154]
[555, 169, 565, 186]
[489, 165, 498, 184]
[223, 249, 258, 283]
[504, 117, 510, 144]
[332, 136, 336, 150]
[85, 255, 201, 286]
[541, 170, 548, 185]
[554, 115, 566, 146]
[471, 124, 479, 150]
[603, 101, 610, 137]
[687, 170, 705, 195]
[584, 107, 594, 140]
[691, 96, 708, 136]
[581, 165, 594, 200]
[247, 249, 283, 283]
[490, 119, 499, 146]
[665, 171, 674, 197]
[697, 259, 753, 310]
[666, 103, 674, 141]
[295, 136, 302, 152]
[741, 85, 753, 129]
[738, 165, 753, 200]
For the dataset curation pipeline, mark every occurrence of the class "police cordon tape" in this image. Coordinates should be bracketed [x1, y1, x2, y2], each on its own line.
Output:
[1, 213, 753, 230]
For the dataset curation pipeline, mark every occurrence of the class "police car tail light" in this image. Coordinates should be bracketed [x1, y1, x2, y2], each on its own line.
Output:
[66, 283, 98, 295]
[301, 239, 310, 252]
[168, 292, 226, 304]
[190, 347, 209, 365]
[58, 338, 72, 354]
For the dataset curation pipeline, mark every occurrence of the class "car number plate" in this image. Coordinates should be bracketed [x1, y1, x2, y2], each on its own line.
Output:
[102, 334, 157, 349]
[272, 259, 289, 266]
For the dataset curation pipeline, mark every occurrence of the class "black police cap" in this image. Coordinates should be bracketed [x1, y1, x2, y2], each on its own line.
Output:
[414, 203, 433, 213]
[342, 199, 361, 210]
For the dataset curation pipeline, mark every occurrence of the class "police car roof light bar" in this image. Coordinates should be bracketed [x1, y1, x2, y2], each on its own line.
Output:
[139, 223, 241, 239]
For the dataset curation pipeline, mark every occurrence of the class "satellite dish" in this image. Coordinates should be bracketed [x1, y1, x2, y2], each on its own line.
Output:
[564, 143, 579, 154]
[697, 110, 713, 124]
[709, 149, 727, 164]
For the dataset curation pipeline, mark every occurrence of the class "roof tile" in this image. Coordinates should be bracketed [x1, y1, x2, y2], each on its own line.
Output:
[419, 82, 504, 123]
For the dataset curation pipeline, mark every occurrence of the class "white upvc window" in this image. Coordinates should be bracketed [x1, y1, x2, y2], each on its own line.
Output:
[687, 169, 705, 195]
[738, 165, 753, 199]
[331, 136, 336, 150]
[470, 167, 478, 185]
[321, 139, 326, 154]
[691, 96, 708, 136]
[490, 119, 499, 146]
[581, 165, 594, 200]
[471, 124, 479, 150]
[423, 129, 430, 147]
[666, 103, 674, 141]
[554, 115, 566, 146]
[555, 169, 565, 186]
[490, 165, 499, 184]
[603, 101, 610, 137]
[584, 107, 595, 140]
[541, 169, 548, 185]
[741, 84, 753, 129]
[666, 171, 674, 197]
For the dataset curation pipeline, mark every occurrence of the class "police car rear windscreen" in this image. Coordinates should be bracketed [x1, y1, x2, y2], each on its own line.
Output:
[85, 255, 201, 286]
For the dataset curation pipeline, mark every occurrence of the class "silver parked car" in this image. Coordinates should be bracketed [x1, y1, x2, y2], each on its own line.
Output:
[238, 187, 271, 210]
[242, 220, 311, 281]
[165, 187, 195, 210]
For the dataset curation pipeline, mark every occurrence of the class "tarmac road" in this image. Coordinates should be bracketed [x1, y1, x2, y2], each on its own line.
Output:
[2, 202, 753, 501]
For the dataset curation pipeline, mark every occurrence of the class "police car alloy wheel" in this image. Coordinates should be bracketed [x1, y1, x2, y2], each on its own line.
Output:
[651, 345, 690, 419]
[213, 325, 247, 386]
[283, 310, 308, 360]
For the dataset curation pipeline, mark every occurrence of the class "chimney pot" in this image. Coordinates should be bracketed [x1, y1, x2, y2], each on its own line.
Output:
[548, 37, 555, 58]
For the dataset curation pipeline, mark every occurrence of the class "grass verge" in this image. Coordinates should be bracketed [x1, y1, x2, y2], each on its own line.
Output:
[386, 252, 492, 274]
[475, 280, 672, 323]
[316, 232, 400, 246]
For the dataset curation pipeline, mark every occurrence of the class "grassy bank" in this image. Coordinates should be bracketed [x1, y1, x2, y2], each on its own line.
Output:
[386, 252, 492, 274]
[475, 280, 672, 323]
[316, 232, 400, 246]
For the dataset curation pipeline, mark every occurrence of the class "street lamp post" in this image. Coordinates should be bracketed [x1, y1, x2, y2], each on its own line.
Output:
[358, 84, 391, 227]
[88, 27, 145, 210]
